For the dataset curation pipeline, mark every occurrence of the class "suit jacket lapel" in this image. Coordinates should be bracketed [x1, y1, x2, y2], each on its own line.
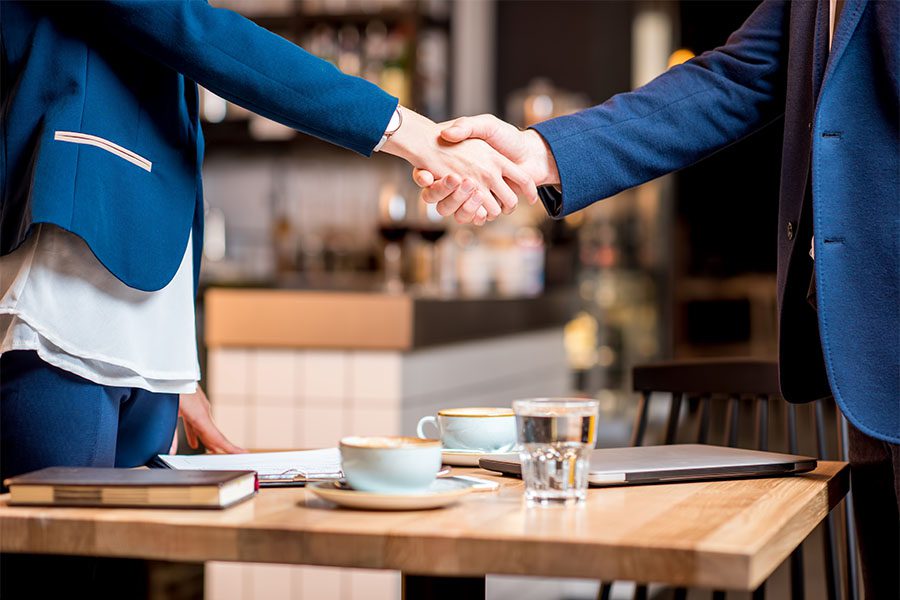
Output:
[821, 0, 868, 89]
[812, 0, 830, 99]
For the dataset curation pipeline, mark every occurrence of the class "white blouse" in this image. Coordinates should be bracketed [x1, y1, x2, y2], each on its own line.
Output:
[0, 224, 200, 394]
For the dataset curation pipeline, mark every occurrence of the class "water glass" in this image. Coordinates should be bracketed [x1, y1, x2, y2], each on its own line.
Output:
[513, 398, 600, 505]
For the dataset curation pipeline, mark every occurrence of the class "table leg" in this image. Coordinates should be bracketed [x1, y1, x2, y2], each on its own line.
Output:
[402, 574, 486, 600]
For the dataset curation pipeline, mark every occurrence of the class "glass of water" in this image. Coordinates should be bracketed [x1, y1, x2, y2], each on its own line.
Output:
[513, 398, 600, 505]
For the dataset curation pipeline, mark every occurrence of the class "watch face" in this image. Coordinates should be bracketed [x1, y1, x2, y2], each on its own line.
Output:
[387, 109, 402, 134]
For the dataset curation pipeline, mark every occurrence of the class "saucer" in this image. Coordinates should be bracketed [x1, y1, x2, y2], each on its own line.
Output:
[442, 448, 517, 467]
[309, 478, 473, 511]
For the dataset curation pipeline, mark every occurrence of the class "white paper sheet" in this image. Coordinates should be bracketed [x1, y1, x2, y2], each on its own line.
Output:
[157, 448, 343, 482]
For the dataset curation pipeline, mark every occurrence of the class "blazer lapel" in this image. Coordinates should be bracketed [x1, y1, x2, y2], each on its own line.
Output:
[812, 0, 830, 99]
[821, 0, 868, 89]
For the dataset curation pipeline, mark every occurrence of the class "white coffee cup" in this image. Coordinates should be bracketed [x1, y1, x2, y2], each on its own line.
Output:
[416, 407, 517, 452]
[339, 436, 442, 494]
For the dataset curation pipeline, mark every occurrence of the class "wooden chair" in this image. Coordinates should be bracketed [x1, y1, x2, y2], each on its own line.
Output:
[597, 358, 859, 600]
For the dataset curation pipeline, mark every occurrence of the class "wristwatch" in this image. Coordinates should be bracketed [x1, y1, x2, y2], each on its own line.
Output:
[373, 107, 403, 152]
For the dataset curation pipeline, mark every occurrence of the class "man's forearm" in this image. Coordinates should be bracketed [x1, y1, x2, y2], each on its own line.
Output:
[532, 0, 789, 217]
[522, 129, 561, 187]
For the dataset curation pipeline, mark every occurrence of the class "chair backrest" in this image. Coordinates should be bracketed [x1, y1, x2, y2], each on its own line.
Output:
[617, 358, 858, 600]
[630, 358, 780, 450]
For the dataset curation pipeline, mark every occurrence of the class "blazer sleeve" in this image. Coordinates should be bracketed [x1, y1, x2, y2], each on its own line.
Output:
[533, 0, 791, 217]
[48, 0, 398, 157]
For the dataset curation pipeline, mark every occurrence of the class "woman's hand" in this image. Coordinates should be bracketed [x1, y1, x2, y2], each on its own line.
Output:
[173, 387, 246, 454]
[380, 107, 539, 226]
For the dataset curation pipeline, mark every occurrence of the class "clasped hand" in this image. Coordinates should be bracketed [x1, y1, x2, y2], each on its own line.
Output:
[405, 114, 560, 225]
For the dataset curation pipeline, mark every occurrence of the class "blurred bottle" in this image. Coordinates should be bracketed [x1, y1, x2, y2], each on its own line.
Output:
[494, 227, 545, 297]
[417, 28, 449, 120]
[380, 26, 412, 105]
[566, 201, 660, 397]
[203, 201, 227, 263]
[506, 78, 589, 128]
[269, 167, 296, 275]
[338, 24, 362, 76]
[363, 20, 389, 84]
[455, 229, 491, 298]
[377, 181, 410, 293]
[411, 201, 447, 295]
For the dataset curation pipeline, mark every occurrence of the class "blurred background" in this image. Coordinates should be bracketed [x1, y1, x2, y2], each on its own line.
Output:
[198, 0, 781, 395]
[190, 2, 791, 599]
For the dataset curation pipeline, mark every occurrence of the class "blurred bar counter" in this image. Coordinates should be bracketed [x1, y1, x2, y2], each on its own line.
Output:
[205, 287, 574, 351]
[202, 287, 574, 452]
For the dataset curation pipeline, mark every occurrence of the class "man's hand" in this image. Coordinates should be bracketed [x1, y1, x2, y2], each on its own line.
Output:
[380, 107, 539, 226]
[413, 114, 560, 212]
[173, 387, 246, 454]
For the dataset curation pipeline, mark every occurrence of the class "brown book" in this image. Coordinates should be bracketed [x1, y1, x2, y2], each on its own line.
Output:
[4, 467, 257, 509]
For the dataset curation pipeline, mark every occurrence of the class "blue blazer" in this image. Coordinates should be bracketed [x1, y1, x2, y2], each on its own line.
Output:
[534, 0, 899, 443]
[1, 0, 397, 291]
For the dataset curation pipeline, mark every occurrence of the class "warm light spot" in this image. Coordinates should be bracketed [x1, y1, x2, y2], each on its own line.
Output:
[564, 212, 585, 228]
[667, 48, 696, 68]
[201, 87, 227, 123]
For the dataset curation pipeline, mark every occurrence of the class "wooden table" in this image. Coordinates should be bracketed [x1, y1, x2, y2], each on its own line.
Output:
[0, 462, 848, 598]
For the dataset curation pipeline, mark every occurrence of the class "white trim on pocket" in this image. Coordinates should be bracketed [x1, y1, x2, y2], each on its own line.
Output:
[54, 131, 152, 173]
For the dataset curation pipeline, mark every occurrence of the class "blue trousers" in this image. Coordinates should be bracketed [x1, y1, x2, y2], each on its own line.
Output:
[0, 350, 179, 485]
[0, 350, 180, 599]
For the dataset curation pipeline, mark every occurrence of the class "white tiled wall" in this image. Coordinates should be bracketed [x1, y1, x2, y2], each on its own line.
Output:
[205, 328, 568, 600]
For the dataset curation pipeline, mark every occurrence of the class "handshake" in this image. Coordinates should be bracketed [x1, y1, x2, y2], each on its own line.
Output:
[380, 108, 560, 226]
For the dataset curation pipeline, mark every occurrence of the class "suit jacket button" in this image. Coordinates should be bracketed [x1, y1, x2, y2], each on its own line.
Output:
[787, 221, 796, 241]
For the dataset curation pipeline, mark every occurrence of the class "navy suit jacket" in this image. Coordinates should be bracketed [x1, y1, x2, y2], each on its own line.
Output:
[1, 0, 397, 291]
[534, 0, 899, 443]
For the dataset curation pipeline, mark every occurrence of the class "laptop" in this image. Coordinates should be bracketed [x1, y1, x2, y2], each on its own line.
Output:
[478, 444, 817, 487]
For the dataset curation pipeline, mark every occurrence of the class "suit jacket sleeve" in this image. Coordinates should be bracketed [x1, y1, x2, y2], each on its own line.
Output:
[45, 0, 398, 157]
[533, 0, 790, 217]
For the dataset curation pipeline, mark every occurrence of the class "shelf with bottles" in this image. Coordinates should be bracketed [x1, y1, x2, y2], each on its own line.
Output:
[201, 0, 451, 151]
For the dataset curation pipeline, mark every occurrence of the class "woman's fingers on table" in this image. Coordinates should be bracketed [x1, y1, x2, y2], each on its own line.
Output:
[178, 388, 246, 454]
[195, 421, 245, 454]
[183, 419, 200, 450]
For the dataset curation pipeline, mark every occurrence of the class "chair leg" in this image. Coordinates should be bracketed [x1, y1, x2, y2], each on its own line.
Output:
[837, 413, 860, 600]
[755, 395, 769, 451]
[664, 393, 684, 445]
[819, 511, 841, 600]
[597, 582, 612, 600]
[814, 401, 840, 600]
[631, 391, 650, 447]
[787, 403, 799, 454]
[785, 404, 804, 600]
[723, 395, 740, 447]
[696, 395, 711, 444]
[789, 546, 805, 600]
[752, 581, 766, 600]
[402, 574, 485, 600]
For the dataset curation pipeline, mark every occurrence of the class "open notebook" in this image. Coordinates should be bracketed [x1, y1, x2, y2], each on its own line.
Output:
[155, 448, 342, 486]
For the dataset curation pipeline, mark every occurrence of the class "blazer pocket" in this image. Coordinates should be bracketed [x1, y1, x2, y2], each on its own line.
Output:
[54, 131, 152, 173]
